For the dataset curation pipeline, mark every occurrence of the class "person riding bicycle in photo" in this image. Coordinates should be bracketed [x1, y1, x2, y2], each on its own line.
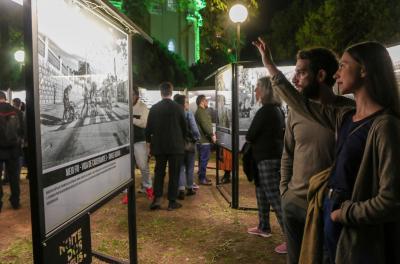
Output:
[62, 84, 72, 122]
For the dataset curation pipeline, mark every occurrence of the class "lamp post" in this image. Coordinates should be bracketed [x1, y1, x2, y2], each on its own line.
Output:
[229, 4, 248, 62]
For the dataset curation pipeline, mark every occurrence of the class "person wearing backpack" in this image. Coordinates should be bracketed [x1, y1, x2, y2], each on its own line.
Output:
[0, 91, 23, 212]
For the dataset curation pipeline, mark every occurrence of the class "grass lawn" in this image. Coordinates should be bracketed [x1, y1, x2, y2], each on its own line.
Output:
[0, 160, 286, 263]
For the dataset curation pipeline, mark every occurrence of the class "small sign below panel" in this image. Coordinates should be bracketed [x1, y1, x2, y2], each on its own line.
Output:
[43, 214, 91, 264]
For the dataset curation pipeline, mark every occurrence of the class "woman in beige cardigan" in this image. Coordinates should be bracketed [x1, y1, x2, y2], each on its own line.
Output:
[253, 38, 400, 264]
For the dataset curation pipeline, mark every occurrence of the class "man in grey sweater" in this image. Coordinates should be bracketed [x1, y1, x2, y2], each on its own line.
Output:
[277, 48, 354, 262]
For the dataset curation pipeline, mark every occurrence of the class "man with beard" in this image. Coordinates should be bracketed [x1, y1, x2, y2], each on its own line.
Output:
[276, 48, 354, 260]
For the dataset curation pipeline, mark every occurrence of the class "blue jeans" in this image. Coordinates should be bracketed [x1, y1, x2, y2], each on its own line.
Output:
[179, 151, 196, 190]
[323, 197, 343, 263]
[134, 141, 152, 189]
[197, 144, 211, 182]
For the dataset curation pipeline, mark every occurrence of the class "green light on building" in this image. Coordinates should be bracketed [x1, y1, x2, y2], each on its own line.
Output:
[109, 0, 123, 11]
[186, 0, 206, 62]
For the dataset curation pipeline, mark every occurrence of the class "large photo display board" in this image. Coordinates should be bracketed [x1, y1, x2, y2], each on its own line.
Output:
[215, 65, 233, 150]
[237, 65, 295, 148]
[36, 0, 132, 234]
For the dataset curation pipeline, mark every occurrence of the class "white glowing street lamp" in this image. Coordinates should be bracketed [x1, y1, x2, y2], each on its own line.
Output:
[229, 4, 248, 62]
[14, 50, 25, 63]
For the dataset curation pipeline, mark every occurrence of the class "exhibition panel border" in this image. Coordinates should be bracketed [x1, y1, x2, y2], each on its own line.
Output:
[24, 0, 151, 263]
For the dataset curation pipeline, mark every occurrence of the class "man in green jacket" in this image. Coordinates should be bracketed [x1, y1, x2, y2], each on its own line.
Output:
[195, 95, 216, 185]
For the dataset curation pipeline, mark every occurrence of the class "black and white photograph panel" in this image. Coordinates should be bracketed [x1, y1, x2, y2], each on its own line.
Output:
[37, 0, 130, 172]
[238, 66, 266, 131]
[215, 66, 232, 130]
[238, 66, 295, 132]
[139, 88, 179, 109]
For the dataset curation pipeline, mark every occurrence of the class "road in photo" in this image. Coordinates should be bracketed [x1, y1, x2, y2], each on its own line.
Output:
[37, 0, 130, 171]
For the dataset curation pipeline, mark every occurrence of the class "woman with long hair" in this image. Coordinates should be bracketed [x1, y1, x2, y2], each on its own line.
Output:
[246, 76, 287, 254]
[254, 39, 400, 263]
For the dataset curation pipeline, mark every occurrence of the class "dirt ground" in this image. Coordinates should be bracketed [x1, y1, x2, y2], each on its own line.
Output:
[0, 163, 286, 264]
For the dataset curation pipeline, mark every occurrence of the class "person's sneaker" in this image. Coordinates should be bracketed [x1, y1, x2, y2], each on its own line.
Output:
[192, 183, 200, 190]
[205, 177, 212, 183]
[121, 194, 128, 204]
[274, 242, 287, 254]
[199, 180, 212, 186]
[11, 203, 21, 210]
[150, 197, 161, 210]
[167, 201, 182, 211]
[247, 227, 272, 238]
[186, 188, 196, 196]
[177, 190, 185, 200]
[146, 187, 154, 200]
[220, 176, 231, 184]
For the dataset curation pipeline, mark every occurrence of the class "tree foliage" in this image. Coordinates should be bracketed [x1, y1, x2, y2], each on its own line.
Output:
[296, 0, 400, 53]
[200, 0, 258, 63]
[266, 0, 324, 63]
[131, 35, 194, 89]
[0, 24, 24, 91]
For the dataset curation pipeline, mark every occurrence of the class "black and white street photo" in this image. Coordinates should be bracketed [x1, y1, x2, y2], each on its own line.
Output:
[37, 0, 130, 172]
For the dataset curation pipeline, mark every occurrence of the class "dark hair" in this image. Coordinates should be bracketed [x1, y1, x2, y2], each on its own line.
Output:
[258, 77, 281, 106]
[297, 47, 338, 86]
[20, 102, 26, 112]
[0, 91, 6, 100]
[174, 94, 186, 106]
[132, 84, 139, 96]
[196, 94, 206, 106]
[346, 41, 400, 116]
[159, 82, 173, 97]
[13, 98, 22, 108]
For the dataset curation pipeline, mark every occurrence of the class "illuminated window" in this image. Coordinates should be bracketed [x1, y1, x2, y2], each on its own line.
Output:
[149, 2, 162, 14]
[167, 39, 176, 53]
[167, 0, 177, 11]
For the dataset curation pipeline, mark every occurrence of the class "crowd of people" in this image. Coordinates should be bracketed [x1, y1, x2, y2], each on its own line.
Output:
[0, 92, 25, 213]
[133, 38, 400, 264]
[249, 38, 400, 263]
[2, 36, 399, 264]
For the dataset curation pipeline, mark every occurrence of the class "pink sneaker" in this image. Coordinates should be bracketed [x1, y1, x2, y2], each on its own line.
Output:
[146, 187, 154, 200]
[121, 194, 128, 204]
[247, 227, 272, 238]
[274, 242, 287, 254]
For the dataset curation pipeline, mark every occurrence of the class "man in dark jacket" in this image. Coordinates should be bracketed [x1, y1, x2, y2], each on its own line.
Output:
[0, 91, 23, 212]
[146, 82, 186, 210]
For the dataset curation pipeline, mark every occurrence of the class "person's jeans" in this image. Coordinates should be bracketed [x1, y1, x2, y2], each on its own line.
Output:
[0, 158, 20, 208]
[323, 196, 343, 263]
[197, 144, 211, 182]
[281, 190, 307, 264]
[134, 141, 152, 189]
[179, 151, 196, 190]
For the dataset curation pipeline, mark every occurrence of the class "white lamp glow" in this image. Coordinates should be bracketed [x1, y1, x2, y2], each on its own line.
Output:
[14, 50, 25, 63]
[229, 4, 248, 23]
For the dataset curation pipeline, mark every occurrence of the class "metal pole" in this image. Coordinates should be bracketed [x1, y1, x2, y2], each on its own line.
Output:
[236, 23, 240, 62]
[231, 64, 239, 209]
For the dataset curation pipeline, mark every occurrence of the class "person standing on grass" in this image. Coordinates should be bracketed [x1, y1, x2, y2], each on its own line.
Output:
[146, 82, 187, 211]
[122, 85, 153, 204]
[0, 91, 23, 212]
[195, 95, 216, 186]
[254, 38, 400, 264]
[254, 43, 354, 263]
[174, 95, 200, 200]
[245, 76, 287, 254]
